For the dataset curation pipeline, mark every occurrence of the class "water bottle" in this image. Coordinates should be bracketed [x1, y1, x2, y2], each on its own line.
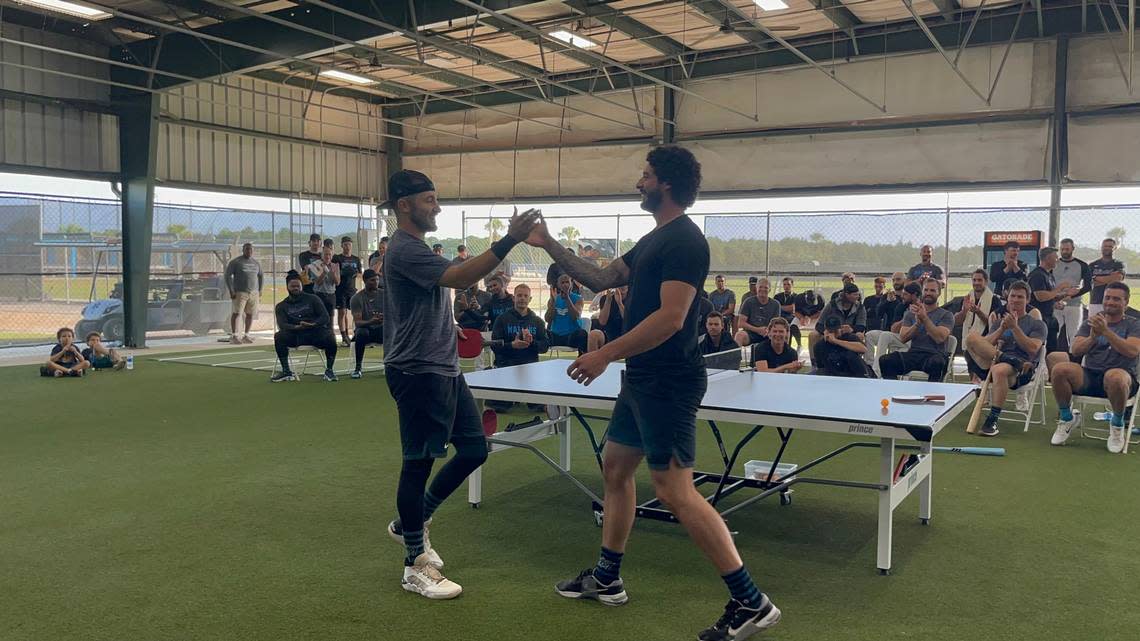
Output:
[739, 345, 751, 372]
[126, 354, 134, 371]
[1093, 411, 1114, 422]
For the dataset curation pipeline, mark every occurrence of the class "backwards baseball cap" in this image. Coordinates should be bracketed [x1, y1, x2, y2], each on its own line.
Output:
[382, 169, 435, 208]
[362, 269, 378, 280]
[904, 282, 922, 296]
[286, 270, 302, 283]
[341, 235, 352, 243]
[748, 276, 759, 284]
[842, 282, 860, 294]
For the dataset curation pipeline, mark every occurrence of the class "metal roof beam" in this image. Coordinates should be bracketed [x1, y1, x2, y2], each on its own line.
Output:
[563, 0, 687, 57]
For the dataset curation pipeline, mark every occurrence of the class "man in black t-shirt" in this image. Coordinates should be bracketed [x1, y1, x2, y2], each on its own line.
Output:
[1028, 247, 1073, 353]
[698, 311, 736, 355]
[527, 146, 780, 638]
[753, 318, 801, 373]
[863, 276, 887, 334]
[297, 233, 322, 294]
[332, 236, 363, 346]
[595, 285, 628, 345]
[1089, 237, 1126, 317]
[483, 275, 515, 331]
[773, 277, 801, 348]
[989, 240, 1029, 299]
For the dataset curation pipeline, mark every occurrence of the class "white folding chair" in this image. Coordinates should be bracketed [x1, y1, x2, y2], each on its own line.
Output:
[985, 345, 1048, 432]
[1073, 356, 1140, 453]
[900, 335, 957, 383]
[269, 344, 321, 380]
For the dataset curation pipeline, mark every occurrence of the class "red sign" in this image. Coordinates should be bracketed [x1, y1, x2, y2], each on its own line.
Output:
[985, 230, 1041, 246]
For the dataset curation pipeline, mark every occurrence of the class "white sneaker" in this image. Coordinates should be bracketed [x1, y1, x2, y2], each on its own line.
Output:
[402, 554, 462, 600]
[1107, 425, 1127, 454]
[1051, 410, 1081, 446]
[387, 519, 443, 570]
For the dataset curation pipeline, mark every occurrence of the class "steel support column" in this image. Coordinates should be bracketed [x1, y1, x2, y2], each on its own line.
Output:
[1049, 34, 1069, 247]
[118, 93, 160, 348]
[662, 68, 677, 144]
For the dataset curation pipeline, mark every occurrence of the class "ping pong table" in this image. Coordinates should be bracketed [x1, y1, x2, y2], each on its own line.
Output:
[463, 357, 978, 574]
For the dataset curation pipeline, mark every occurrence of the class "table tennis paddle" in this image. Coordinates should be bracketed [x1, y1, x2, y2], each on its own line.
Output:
[891, 394, 946, 404]
[458, 328, 484, 358]
[482, 408, 498, 437]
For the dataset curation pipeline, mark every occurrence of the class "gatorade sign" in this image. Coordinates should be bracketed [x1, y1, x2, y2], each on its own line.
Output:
[985, 231, 1041, 246]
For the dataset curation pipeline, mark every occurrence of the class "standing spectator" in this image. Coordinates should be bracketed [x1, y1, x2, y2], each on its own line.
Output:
[1088, 237, 1126, 317]
[595, 285, 628, 346]
[1056, 238, 1091, 350]
[307, 246, 341, 320]
[830, 272, 857, 303]
[1049, 282, 1140, 453]
[40, 327, 90, 377]
[741, 276, 758, 305]
[453, 245, 470, 264]
[954, 269, 1004, 384]
[963, 281, 1046, 436]
[734, 277, 781, 348]
[907, 245, 945, 285]
[272, 271, 338, 382]
[879, 280, 955, 381]
[349, 269, 384, 379]
[878, 272, 907, 331]
[368, 236, 389, 271]
[332, 236, 362, 346]
[698, 311, 736, 355]
[546, 274, 588, 352]
[753, 318, 802, 373]
[989, 240, 1028, 298]
[483, 276, 515, 331]
[708, 275, 736, 331]
[773, 277, 801, 349]
[491, 284, 549, 368]
[812, 283, 868, 376]
[432, 243, 444, 257]
[1028, 247, 1072, 353]
[224, 242, 263, 344]
[81, 331, 126, 370]
[864, 276, 887, 335]
[298, 233, 322, 294]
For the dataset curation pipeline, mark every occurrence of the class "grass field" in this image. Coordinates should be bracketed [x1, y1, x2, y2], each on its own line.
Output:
[2, 351, 1139, 641]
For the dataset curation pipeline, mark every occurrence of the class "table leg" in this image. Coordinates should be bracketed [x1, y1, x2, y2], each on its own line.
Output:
[919, 441, 933, 524]
[468, 464, 483, 508]
[877, 436, 895, 575]
[560, 407, 572, 472]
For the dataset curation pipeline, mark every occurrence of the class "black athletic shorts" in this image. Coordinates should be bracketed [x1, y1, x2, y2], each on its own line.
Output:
[606, 366, 707, 471]
[1075, 367, 1140, 399]
[355, 325, 383, 345]
[386, 367, 484, 460]
[550, 329, 588, 351]
[335, 288, 356, 309]
[316, 292, 335, 317]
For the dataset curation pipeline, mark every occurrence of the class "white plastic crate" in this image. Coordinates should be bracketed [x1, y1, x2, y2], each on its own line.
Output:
[743, 459, 798, 481]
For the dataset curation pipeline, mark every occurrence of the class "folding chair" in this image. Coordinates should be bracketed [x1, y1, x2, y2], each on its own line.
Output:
[900, 335, 958, 383]
[268, 344, 321, 381]
[985, 345, 1048, 432]
[1073, 356, 1140, 453]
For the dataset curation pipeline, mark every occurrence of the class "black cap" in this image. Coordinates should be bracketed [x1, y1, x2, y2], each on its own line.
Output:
[308, 233, 321, 241]
[286, 270, 302, 283]
[843, 282, 860, 294]
[904, 282, 922, 296]
[748, 276, 758, 284]
[362, 269, 378, 280]
[341, 236, 352, 243]
[432, 243, 443, 250]
[382, 169, 436, 208]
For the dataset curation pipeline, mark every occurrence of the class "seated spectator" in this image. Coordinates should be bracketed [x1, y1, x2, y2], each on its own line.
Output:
[491, 284, 550, 368]
[954, 269, 1005, 384]
[41, 327, 90, 377]
[864, 281, 921, 376]
[864, 276, 887, 335]
[696, 290, 714, 327]
[699, 311, 737, 355]
[734, 277, 781, 347]
[754, 318, 802, 373]
[709, 275, 737, 331]
[830, 272, 858, 303]
[1048, 282, 1140, 453]
[794, 287, 825, 332]
[546, 274, 588, 352]
[812, 283, 868, 377]
[989, 240, 1028, 299]
[349, 269, 384, 379]
[272, 271, 338, 382]
[306, 246, 340, 320]
[773, 277, 801, 348]
[546, 249, 573, 288]
[593, 286, 627, 351]
[455, 284, 491, 330]
[964, 281, 1047, 436]
[484, 276, 515, 331]
[879, 280, 955, 381]
[81, 331, 125, 371]
[906, 244, 945, 285]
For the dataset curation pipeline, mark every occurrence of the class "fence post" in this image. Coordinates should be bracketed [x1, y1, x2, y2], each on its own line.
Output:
[764, 211, 771, 278]
[271, 209, 277, 334]
[944, 206, 951, 303]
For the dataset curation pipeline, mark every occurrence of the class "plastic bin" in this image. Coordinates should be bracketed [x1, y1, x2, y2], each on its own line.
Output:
[743, 460, 798, 481]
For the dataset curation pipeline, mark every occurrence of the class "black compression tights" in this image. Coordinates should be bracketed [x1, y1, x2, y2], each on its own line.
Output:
[395, 441, 488, 533]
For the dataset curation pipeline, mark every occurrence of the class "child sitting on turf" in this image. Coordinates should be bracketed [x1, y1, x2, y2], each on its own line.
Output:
[41, 327, 90, 377]
[82, 331, 126, 371]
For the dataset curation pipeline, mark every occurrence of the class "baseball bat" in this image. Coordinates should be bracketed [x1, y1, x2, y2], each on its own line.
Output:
[933, 446, 1005, 456]
[965, 369, 992, 434]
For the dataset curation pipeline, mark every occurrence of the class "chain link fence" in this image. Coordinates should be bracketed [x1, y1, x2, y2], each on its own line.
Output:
[0, 193, 380, 347]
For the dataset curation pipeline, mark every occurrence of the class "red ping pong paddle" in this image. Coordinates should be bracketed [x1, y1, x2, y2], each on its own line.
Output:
[482, 408, 498, 437]
[458, 328, 484, 358]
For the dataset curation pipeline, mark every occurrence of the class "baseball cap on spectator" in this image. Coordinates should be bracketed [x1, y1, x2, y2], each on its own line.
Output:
[904, 282, 922, 297]
[842, 283, 859, 294]
[362, 269, 378, 280]
[433, 243, 443, 251]
[341, 236, 352, 243]
[381, 169, 436, 208]
[748, 276, 758, 285]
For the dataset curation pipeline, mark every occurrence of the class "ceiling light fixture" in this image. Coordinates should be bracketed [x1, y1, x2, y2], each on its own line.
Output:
[16, 0, 111, 20]
[548, 29, 599, 49]
[318, 69, 376, 85]
[752, 0, 789, 10]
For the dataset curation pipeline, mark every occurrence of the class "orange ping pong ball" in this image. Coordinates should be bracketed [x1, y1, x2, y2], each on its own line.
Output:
[881, 398, 890, 408]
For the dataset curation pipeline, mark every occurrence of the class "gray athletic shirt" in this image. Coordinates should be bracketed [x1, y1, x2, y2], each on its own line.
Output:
[224, 256, 262, 294]
[901, 307, 956, 354]
[383, 229, 459, 376]
[987, 314, 1048, 363]
[1077, 315, 1140, 374]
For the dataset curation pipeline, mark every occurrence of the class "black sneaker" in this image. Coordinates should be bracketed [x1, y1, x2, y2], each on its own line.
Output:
[323, 369, 338, 382]
[979, 414, 1000, 437]
[270, 371, 296, 382]
[698, 596, 781, 641]
[555, 568, 628, 606]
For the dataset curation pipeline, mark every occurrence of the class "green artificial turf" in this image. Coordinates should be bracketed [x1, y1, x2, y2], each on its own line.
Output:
[2, 356, 1138, 641]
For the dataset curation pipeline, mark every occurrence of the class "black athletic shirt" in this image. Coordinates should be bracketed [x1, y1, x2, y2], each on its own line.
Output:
[621, 215, 710, 372]
[1027, 266, 1057, 320]
[332, 254, 362, 289]
[753, 341, 798, 369]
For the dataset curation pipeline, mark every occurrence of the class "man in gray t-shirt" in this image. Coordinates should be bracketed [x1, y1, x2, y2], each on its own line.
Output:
[224, 242, 263, 343]
[734, 277, 781, 346]
[1050, 281, 1140, 452]
[879, 279, 955, 381]
[380, 169, 540, 598]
